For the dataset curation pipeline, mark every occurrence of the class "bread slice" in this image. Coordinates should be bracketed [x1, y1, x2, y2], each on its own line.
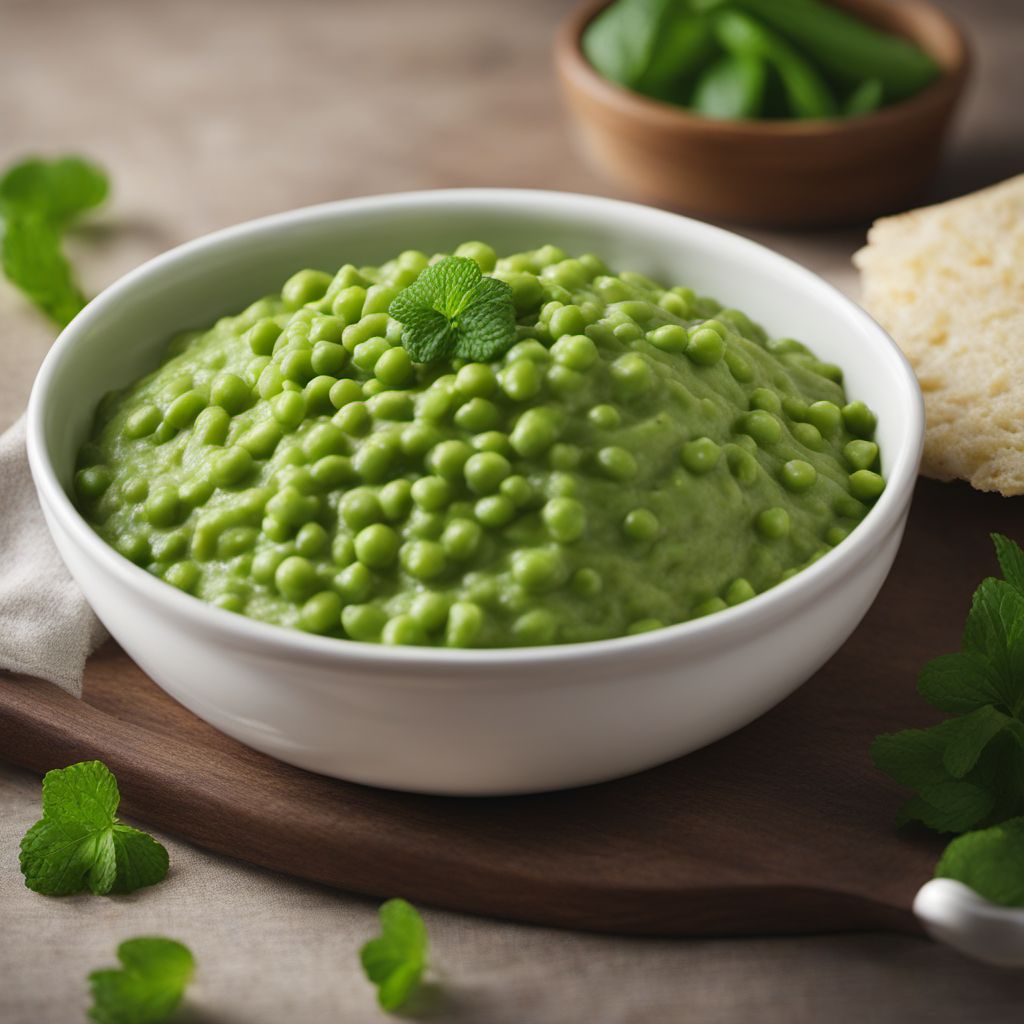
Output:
[854, 175, 1024, 495]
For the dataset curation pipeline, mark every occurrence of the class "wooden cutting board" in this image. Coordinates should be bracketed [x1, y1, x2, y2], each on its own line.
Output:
[0, 478, 1016, 937]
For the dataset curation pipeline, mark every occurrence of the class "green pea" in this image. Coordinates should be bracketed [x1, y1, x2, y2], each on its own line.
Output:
[378, 479, 413, 521]
[499, 474, 533, 508]
[266, 390, 303, 430]
[513, 608, 557, 645]
[627, 618, 663, 634]
[333, 401, 371, 436]
[350, 337, 389, 374]
[245, 319, 282, 356]
[724, 349, 754, 382]
[217, 527, 258, 559]
[807, 400, 842, 437]
[374, 346, 413, 387]
[416, 385, 454, 421]
[511, 547, 567, 593]
[445, 601, 483, 647]
[354, 523, 400, 568]
[367, 390, 414, 422]
[380, 614, 426, 646]
[75, 465, 112, 499]
[505, 339, 551, 364]
[546, 365, 587, 398]
[499, 359, 542, 402]
[756, 507, 791, 539]
[464, 451, 511, 494]
[400, 422, 444, 459]
[611, 353, 652, 399]
[596, 446, 638, 481]
[792, 421, 825, 450]
[340, 488, 383, 531]
[647, 324, 688, 353]
[826, 525, 850, 547]
[455, 363, 497, 398]
[308, 315, 344, 344]
[475, 494, 517, 528]
[742, 410, 782, 446]
[726, 446, 758, 486]
[409, 592, 450, 633]
[342, 313, 389, 352]
[282, 269, 332, 310]
[275, 555, 319, 601]
[542, 497, 585, 543]
[442, 518, 483, 561]
[472, 431, 513, 456]
[409, 475, 450, 512]
[510, 407, 561, 458]
[843, 401, 877, 439]
[623, 508, 660, 542]
[571, 567, 602, 598]
[454, 240, 497, 272]
[329, 377, 363, 410]
[549, 304, 588, 339]
[849, 469, 885, 502]
[238, 420, 283, 460]
[692, 598, 727, 619]
[164, 560, 200, 593]
[258, 363, 286, 400]
[266, 486, 316, 527]
[333, 562, 370, 603]
[165, 390, 206, 429]
[209, 373, 250, 415]
[179, 477, 213, 508]
[301, 422, 345, 461]
[143, 486, 183, 528]
[400, 539, 447, 580]
[123, 405, 162, 440]
[342, 603, 386, 642]
[352, 439, 395, 483]
[781, 459, 817, 492]
[363, 283, 400, 316]
[331, 285, 368, 325]
[251, 548, 287, 584]
[209, 446, 255, 488]
[551, 334, 598, 370]
[295, 522, 328, 557]
[428, 439, 473, 480]
[454, 397, 500, 432]
[298, 591, 342, 634]
[844, 439, 879, 471]
[750, 388, 782, 414]
[686, 327, 725, 366]
[122, 475, 149, 503]
[680, 437, 720, 474]
[588, 404, 620, 429]
[726, 578, 756, 605]
[311, 340, 348, 377]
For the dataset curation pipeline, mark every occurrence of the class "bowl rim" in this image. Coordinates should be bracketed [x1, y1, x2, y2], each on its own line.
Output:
[27, 187, 924, 673]
[556, 0, 971, 139]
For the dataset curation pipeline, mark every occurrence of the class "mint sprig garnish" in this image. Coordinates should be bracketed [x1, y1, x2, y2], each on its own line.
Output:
[88, 937, 195, 1024]
[388, 254, 516, 364]
[19, 760, 169, 896]
[0, 154, 107, 326]
[935, 818, 1024, 907]
[872, 535, 1024, 833]
[359, 898, 429, 1012]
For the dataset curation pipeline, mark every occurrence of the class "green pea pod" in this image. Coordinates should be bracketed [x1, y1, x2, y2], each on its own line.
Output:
[844, 78, 884, 117]
[581, 0, 677, 89]
[691, 53, 766, 119]
[715, 11, 837, 119]
[635, 12, 716, 101]
[694, 0, 940, 100]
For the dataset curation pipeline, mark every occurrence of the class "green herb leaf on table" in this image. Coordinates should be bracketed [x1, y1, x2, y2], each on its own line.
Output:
[88, 937, 195, 1024]
[936, 818, 1024, 907]
[389, 255, 516, 364]
[0, 153, 108, 326]
[19, 760, 169, 896]
[871, 535, 1024, 834]
[360, 898, 429, 1012]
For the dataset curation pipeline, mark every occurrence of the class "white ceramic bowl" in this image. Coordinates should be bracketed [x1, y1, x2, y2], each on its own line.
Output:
[27, 189, 923, 795]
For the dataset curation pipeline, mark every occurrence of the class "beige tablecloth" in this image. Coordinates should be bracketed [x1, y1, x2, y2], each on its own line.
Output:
[3, 0, 1024, 1020]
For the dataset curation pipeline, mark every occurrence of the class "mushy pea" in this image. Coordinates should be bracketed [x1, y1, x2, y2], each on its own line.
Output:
[74, 242, 884, 647]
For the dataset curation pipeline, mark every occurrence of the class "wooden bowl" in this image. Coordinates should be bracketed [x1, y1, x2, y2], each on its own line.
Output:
[555, 0, 970, 227]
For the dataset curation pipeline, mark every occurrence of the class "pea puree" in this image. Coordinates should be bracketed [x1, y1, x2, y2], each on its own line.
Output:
[75, 242, 884, 647]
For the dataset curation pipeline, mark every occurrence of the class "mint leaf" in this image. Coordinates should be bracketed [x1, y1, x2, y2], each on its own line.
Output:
[360, 898, 429, 1012]
[993, 533, 1024, 598]
[2, 212, 87, 326]
[0, 155, 108, 223]
[936, 818, 1024, 906]
[872, 535, 1024, 836]
[89, 937, 195, 1024]
[19, 761, 169, 896]
[389, 255, 516, 364]
[0, 153, 107, 326]
[918, 651, 1003, 714]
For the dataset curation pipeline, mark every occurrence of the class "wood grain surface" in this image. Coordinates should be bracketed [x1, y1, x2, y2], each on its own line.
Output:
[1, 477, 1017, 937]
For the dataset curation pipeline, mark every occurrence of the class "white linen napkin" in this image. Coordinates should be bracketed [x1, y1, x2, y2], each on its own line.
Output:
[0, 416, 105, 696]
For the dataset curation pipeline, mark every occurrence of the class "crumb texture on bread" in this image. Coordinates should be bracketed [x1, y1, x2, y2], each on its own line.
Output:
[855, 175, 1024, 496]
